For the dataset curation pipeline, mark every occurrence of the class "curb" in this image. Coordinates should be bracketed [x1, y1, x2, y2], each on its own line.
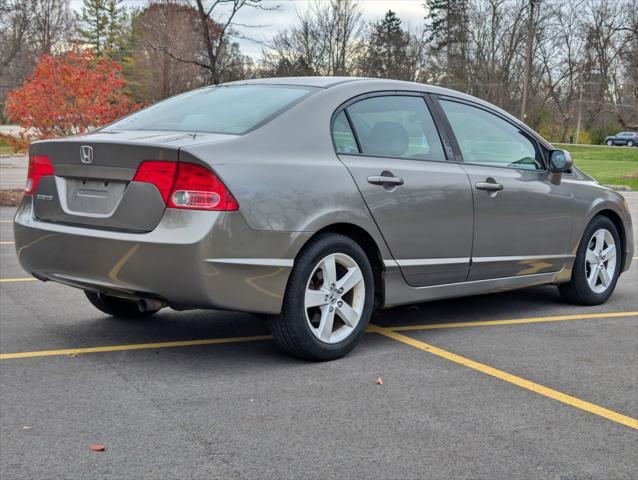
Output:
[603, 185, 633, 191]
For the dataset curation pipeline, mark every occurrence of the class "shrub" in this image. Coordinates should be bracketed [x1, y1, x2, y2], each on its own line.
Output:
[6, 49, 139, 139]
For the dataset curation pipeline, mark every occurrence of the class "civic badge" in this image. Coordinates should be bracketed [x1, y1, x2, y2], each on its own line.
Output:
[80, 145, 93, 164]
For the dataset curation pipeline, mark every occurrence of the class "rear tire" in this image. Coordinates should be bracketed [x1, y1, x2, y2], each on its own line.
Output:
[268, 233, 375, 361]
[606, 140, 614, 146]
[558, 216, 621, 305]
[85, 291, 158, 319]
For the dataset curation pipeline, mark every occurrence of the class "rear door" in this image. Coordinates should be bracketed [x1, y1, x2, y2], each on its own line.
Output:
[335, 93, 474, 287]
[435, 96, 574, 281]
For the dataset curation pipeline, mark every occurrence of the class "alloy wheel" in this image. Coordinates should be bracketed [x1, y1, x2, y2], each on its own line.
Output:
[584, 228, 617, 294]
[304, 253, 365, 344]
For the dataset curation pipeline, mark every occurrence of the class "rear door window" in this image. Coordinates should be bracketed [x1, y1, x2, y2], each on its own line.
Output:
[345, 96, 445, 160]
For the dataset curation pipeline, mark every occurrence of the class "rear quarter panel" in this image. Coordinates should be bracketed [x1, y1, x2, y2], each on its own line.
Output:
[179, 83, 416, 260]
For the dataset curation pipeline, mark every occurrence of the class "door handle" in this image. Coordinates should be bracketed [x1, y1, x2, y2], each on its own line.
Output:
[367, 175, 404, 186]
[475, 181, 503, 192]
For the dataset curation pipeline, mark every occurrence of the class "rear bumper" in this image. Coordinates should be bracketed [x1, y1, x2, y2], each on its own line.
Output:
[14, 197, 311, 314]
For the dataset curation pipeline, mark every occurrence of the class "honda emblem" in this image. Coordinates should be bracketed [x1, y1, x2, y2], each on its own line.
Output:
[80, 145, 93, 164]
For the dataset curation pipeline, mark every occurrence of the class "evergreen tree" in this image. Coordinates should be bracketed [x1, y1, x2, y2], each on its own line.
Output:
[77, 0, 108, 55]
[104, 0, 129, 58]
[424, 0, 449, 51]
[77, 0, 128, 58]
[363, 10, 411, 80]
[424, 0, 469, 90]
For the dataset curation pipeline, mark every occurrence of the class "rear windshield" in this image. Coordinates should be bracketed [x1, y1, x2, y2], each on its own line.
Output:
[104, 85, 317, 135]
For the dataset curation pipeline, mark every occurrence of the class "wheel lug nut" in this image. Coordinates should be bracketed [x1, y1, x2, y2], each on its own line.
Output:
[337, 301, 343, 307]
[329, 306, 334, 312]
[338, 288, 343, 294]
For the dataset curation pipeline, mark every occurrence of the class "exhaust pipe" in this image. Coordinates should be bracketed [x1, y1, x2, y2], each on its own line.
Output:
[138, 298, 167, 312]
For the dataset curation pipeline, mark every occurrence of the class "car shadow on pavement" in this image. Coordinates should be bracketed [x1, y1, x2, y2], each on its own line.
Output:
[373, 285, 569, 329]
[46, 285, 568, 358]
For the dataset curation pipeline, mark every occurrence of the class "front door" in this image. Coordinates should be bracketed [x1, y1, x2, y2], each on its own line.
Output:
[437, 97, 574, 281]
[333, 94, 474, 287]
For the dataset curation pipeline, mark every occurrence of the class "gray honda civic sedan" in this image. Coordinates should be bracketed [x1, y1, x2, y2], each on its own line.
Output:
[14, 77, 634, 360]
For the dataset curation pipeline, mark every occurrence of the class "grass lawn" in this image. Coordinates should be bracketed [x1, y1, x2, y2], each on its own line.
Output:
[554, 143, 638, 190]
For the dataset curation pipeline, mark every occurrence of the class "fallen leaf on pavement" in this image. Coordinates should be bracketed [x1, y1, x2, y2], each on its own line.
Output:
[375, 377, 383, 385]
[89, 444, 106, 452]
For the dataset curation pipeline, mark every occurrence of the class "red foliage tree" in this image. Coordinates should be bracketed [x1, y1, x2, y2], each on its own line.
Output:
[6, 50, 139, 138]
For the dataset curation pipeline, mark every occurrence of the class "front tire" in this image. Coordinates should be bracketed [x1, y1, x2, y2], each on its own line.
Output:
[269, 233, 375, 361]
[558, 216, 621, 305]
[628, 140, 635, 147]
[85, 291, 158, 319]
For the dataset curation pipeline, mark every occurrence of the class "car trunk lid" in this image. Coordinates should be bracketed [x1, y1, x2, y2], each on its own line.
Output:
[30, 131, 232, 232]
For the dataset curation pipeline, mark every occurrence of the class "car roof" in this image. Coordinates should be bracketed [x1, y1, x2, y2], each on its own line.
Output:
[222, 76, 458, 91]
[222, 76, 363, 88]
[221, 76, 477, 98]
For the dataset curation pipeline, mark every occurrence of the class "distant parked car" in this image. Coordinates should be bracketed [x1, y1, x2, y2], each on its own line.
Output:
[604, 131, 638, 147]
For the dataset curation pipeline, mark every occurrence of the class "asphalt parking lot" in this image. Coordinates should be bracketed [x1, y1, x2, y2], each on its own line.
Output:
[1, 197, 637, 480]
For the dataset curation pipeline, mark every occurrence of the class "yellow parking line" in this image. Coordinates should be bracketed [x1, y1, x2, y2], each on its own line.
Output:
[0, 335, 272, 360]
[0, 277, 37, 283]
[2, 313, 637, 431]
[1, 311, 635, 360]
[369, 325, 638, 431]
[0, 220, 12, 223]
[0, 241, 15, 245]
[391, 311, 638, 332]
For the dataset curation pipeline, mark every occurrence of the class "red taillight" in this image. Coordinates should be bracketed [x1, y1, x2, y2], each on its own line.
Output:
[168, 162, 239, 211]
[132, 161, 178, 202]
[132, 161, 238, 211]
[25, 155, 55, 194]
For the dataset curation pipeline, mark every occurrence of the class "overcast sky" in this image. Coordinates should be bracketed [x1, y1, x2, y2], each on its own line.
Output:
[69, 0, 427, 58]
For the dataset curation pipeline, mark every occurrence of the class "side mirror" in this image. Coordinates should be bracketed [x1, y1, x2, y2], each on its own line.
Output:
[549, 149, 573, 173]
